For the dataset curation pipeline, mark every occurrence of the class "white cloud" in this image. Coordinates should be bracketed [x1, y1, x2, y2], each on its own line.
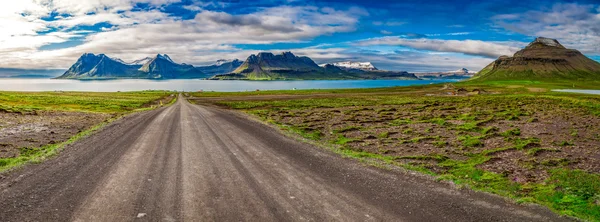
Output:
[446, 32, 471, 36]
[0, 4, 367, 69]
[355, 37, 525, 58]
[373, 20, 406, 26]
[493, 3, 600, 54]
[47, 0, 180, 15]
[300, 45, 494, 72]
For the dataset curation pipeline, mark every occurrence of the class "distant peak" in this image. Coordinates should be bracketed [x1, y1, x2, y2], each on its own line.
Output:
[156, 54, 175, 63]
[331, 61, 378, 70]
[129, 57, 153, 65]
[526, 37, 565, 49]
[214, 59, 242, 66]
[281, 51, 296, 57]
[81, 53, 108, 58]
[257, 52, 275, 58]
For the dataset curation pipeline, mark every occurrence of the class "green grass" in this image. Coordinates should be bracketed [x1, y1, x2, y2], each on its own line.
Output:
[378, 132, 390, 139]
[334, 134, 356, 145]
[533, 169, 600, 220]
[0, 91, 171, 113]
[457, 135, 483, 147]
[501, 128, 521, 137]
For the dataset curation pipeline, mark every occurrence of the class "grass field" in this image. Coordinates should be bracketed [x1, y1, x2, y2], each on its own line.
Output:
[190, 81, 600, 221]
[0, 91, 174, 172]
[0, 91, 174, 113]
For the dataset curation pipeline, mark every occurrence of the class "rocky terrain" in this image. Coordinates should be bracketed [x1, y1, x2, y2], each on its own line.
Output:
[195, 59, 243, 76]
[472, 37, 600, 81]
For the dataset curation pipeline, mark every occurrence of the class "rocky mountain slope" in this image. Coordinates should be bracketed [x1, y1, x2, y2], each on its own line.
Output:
[213, 52, 417, 80]
[58, 52, 418, 80]
[472, 37, 600, 81]
[216, 52, 329, 80]
[195, 59, 243, 76]
[57, 54, 208, 79]
[57, 53, 143, 79]
[138, 54, 205, 79]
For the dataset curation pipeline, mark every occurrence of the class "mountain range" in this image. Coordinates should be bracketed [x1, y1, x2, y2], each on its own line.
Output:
[212, 52, 417, 80]
[59, 51, 419, 80]
[56, 54, 242, 79]
[472, 37, 600, 81]
[413, 68, 476, 79]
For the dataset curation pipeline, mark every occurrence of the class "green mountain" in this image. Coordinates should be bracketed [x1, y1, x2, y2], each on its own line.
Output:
[211, 52, 418, 80]
[212, 52, 341, 80]
[471, 37, 600, 81]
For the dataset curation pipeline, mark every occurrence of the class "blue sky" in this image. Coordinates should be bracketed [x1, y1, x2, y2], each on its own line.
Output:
[1, 0, 599, 72]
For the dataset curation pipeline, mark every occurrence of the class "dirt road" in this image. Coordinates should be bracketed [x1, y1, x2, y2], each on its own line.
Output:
[0, 96, 568, 221]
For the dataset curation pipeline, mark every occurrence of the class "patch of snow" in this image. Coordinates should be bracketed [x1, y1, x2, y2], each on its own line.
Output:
[448, 68, 477, 74]
[214, 59, 231, 66]
[328, 61, 378, 70]
[128, 57, 153, 65]
[157, 54, 175, 63]
[110, 57, 126, 64]
[535, 37, 560, 47]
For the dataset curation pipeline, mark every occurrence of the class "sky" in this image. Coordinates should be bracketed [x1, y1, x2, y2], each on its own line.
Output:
[1, 0, 599, 72]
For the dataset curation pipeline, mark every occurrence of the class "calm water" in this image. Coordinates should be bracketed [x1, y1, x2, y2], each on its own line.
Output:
[0, 79, 458, 92]
[553, 89, 600, 95]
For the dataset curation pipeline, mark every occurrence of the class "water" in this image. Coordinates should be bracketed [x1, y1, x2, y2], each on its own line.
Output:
[0, 78, 458, 92]
[553, 89, 600, 95]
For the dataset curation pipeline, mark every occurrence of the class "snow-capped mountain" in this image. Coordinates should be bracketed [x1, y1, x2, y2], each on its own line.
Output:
[195, 59, 243, 76]
[321, 61, 378, 71]
[57, 53, 209, 79]
[412, 68, 476, 79]
[214, 59, 236, 66]
[449, 68, 477, 74]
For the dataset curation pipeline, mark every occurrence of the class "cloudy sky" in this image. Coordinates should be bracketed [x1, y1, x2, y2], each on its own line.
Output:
[1, 0, 599, 72]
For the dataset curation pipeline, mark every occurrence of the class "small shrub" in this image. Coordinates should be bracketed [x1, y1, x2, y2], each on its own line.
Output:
[458, 135, 483, 147]
[378, 132, 390, 139]
[501, 128, 521, 137]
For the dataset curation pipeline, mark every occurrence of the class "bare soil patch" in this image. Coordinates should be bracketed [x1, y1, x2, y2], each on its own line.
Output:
[0, 111, 110, 158]
[252, 99, 600, 184]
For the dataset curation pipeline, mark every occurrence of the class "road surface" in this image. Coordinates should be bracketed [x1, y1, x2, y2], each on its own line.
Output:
[0, 96, 567, 221]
